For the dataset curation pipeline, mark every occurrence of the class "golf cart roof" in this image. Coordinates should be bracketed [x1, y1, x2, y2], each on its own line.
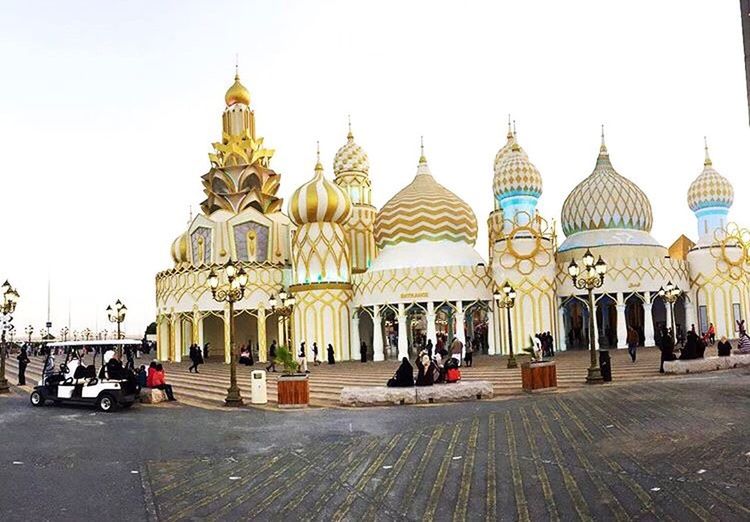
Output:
[47, 340, 142, 348]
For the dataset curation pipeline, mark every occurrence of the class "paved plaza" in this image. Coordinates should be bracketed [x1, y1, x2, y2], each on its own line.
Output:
[1, 367, 749, 521]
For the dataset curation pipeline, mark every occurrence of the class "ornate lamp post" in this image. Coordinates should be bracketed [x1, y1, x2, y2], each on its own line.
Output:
[83, 328, 92, 341]
[208, 262, 249, 407]
[25, 325, 34, 344]
[568, 249, 607, 384]
[269, 287, 295, 349]
[107, 299, 127, 356]
[60, 327, 69, 342]
[494, 281, 517, 369]
[72, 330, 79, 341]
[0, 280, 20, 394]
[658, 281, 681, 343]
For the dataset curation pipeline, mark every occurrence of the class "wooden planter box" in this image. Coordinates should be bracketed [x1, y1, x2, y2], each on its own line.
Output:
[521, 361, 557, 392]
[277, 374, 309, 408]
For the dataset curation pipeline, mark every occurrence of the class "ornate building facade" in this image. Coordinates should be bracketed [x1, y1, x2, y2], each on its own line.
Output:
[155, 74, 750, 363]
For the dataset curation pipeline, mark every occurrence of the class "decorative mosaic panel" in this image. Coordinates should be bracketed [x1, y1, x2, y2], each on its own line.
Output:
[191, 227, 212, 266]
[233, 221, 269, 262]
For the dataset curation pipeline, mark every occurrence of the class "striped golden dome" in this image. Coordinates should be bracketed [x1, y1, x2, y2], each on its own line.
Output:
[333, 122, 369, 176]
[225, 72, 250, 106]
[687, 141, 734, 212]
[561, 133, 653, 236]
[493, 141, 542, 199]
[375, 145, 478, 249]
[289, 148, 352, 225]
[171, 232, 189, 264]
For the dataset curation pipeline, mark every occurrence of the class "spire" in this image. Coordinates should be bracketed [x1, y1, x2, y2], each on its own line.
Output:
[347, 114, 353, 140]
[506, 114, 513, 139]
[315, 141, 323, 173]
[513, 119, 517, 138]
[704, 136, 712, 166]
[419, 136, 427, 165]
[599, 124, 608, 156]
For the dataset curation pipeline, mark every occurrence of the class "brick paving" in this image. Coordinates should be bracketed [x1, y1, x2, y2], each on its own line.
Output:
[139, 374, 750, 521]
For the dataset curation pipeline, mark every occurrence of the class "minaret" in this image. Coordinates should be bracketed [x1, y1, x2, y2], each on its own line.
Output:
[687, 138, 734, 243]
[333, 117, 377, 273]
[288, 144, 354, 360]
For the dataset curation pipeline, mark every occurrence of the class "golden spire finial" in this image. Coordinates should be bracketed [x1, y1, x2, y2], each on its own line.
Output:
[703, 136, 712, 166]
[513, 120, 517, 139]
[507, 114, 513, 139]
[234, 53, 239, 80]
[347, 114, 353, 140]
[315, 140, 323, 172]
[419, 135, 427, 164]
[225, 61, 250, 106]
[599, 123, 608, 155]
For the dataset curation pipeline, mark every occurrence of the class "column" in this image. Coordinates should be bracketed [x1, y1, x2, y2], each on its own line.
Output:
[643, 292, 655, 347]
[277, 314, 285, 347]
[223, 305, 231, 364]
[454, 301, 466, 358]
[684, 300, 697, 332]
[373, 305, 384, 361]
[257, 305, 267, 363]
[192, 308, 200, 347]
[426, 301, 437, 344]
[616, 292, 628, 349]
[197, 313, 204, 355]
[350, 312, 360, 363]
[664, 299, 673, 333]
[157, 315, 168, 361]
[487, 305, 497, 355]
[397, 303, 408, 360]
[557, 301, 567, 351]
[172, 315, 182, 363]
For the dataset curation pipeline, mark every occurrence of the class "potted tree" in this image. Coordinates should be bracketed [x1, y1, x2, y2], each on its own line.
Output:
[275, 346, 309, 408]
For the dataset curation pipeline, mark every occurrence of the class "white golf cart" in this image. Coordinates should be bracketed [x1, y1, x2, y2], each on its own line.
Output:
[30, 340, 141, 412]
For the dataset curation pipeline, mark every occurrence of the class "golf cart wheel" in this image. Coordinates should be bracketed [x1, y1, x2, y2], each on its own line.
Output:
[97, 393, 117, 413]
[30, 391, 45, 407]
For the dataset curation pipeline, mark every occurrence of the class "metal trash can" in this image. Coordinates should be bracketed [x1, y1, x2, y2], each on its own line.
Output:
[251, 370, 268, 404]
[599, 350, 612, 382]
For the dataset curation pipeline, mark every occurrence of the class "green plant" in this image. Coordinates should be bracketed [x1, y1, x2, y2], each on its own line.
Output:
[275, 345, 299, 374]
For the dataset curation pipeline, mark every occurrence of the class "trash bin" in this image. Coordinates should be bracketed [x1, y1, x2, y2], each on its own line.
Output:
[599, 350, 612, 382]
[251, 370, 268, 404]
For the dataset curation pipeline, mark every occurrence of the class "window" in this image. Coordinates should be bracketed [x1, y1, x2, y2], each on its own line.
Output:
[698, 305, 708, 334]
[733, 303, 742, 332]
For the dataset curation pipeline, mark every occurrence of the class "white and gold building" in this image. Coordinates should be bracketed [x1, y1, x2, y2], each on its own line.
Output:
[155, 74, 750, 363]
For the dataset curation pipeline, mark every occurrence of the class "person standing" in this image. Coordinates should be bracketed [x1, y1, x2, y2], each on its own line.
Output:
[425, 339, 433, 359]
[266, 340, 277, 372]
[327, 343, 335, 365]
[464, 341, 473, 367]
[312, 342, 320, 366]
[626, 326, 639, 363]
[188, 344, 199, 373]
[450, 337, 463, 366]
[360, 341, 367, 363]
[124, 345, 135, 371]
[17, 347, 30, 385]
[203, 342, 210, 360]
[298, 342, 308, 373]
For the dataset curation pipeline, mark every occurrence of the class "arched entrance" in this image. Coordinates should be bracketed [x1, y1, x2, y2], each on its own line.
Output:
[596, 294, 617, 348]
[464, 301, 490, 354]
[561, 297, 590, 350]
[625, 293, 645, 346]
[202, 312, 225, 361]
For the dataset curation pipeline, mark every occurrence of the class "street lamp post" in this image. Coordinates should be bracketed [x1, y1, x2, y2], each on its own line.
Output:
[0, 280, 20, 394]
[25, 325, 34, 344]
[567, 249, 608, 384]
[494, 281, 518, 369]
[658, 281, 682, 343]
[83, 328, 92, 341]
[60, 327, 69, 342]
[269, 287, 295, 350]
[208, 262, 249, 407]
[107, 300, 127, 356]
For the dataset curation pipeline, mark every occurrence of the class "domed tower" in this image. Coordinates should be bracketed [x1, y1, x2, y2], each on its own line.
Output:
[489, 123, 557, 357]
[333, 119, 376, 273]
[288, 145, 354, 360]
[685, 139, 746, 339]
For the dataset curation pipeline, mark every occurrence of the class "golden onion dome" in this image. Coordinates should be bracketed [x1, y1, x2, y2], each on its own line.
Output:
[493, 141, 543, 199]
[687, 140, 734, 212]
[225, 72, 250, 106]
[333, 122, 369, 176]
[561, 132, 653, 236]
[170, 232, 189, 264]
[375, 144, 478, 249]
[289, 147, 352, 225]
[493, 124, 527, 176]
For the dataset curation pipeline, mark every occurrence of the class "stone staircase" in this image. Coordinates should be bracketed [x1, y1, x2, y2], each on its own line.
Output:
[4, 347, 671, 409]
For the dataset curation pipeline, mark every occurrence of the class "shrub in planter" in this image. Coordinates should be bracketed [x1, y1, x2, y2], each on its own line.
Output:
[275, 346, 309, 408]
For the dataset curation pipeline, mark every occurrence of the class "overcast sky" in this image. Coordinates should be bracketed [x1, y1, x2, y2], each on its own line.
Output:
[1, 0, 748, 337]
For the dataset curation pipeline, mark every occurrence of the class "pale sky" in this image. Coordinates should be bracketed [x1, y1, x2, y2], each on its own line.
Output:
[1, 0, 749, 337]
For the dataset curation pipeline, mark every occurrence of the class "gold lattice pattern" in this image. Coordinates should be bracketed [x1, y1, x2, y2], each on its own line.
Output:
[561, 149, 653, 235]
[353, 265, 493, 297]
[687, 162, 734, 211]
[492, 212, 557, 276]
[493, 131, 526, 176]
[292, 223, 351, 284]
[493, 145, 542, 198]
[333, 132, 369, 175]
[155, 262, 284, 308]
[710, 223, 750, 281]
